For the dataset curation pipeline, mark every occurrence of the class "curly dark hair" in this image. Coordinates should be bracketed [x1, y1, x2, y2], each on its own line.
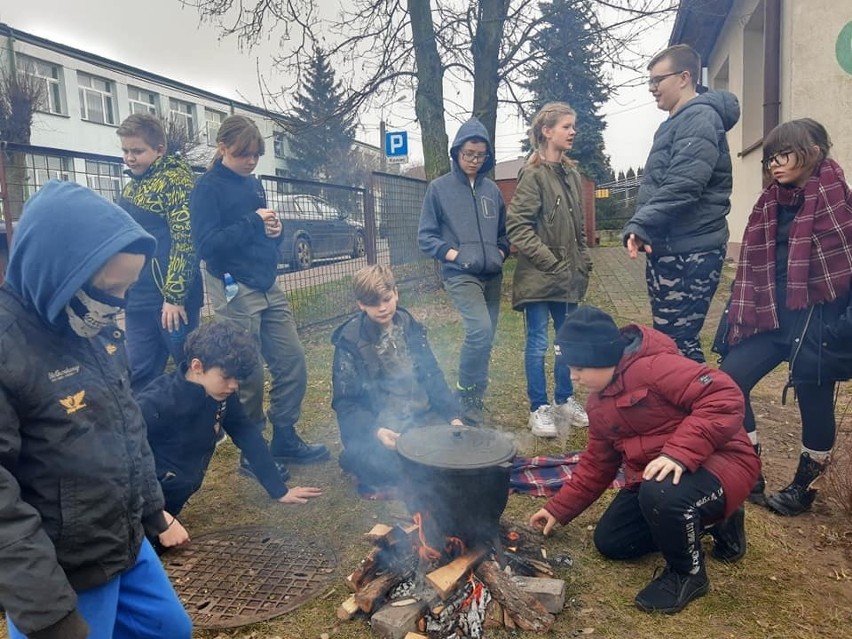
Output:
[184, 320, 258, 380]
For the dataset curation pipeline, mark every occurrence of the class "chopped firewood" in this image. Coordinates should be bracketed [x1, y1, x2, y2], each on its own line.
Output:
[476, 560, 555, 633]
[336, 594, 360, 620]
[425, 547, 487, 599]
[484, 599, 503, 629]
[503, 607, 517, 629]
[354, 572, 404, 614]
[431, 603, 445, 616]
[347, 546, 384, 591]
[404, 634, 429, 639]
[365, 524, 394, 541]
[525, 557, 556, 576]
[390, 598, 419, 607]
[417, 617, 427, 632]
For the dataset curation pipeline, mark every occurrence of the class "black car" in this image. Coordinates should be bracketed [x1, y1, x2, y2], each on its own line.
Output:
[268, 193, 366, 270]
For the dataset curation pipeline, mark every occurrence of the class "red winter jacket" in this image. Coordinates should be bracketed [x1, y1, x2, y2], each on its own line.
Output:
[544, 325, 760, 524]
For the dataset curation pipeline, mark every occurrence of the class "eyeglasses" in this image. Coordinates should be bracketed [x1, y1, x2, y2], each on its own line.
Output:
[647, 70, 684, 88]
[460, 151, 490, 163]
[762, 150, 792, 168]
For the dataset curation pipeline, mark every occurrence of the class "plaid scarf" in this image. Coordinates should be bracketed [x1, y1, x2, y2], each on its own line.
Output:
[728, 158, 852, 345]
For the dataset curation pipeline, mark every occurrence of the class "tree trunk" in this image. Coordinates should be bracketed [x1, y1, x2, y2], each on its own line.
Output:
[472, 0, 510, 175]
[407, 0, 449, 181]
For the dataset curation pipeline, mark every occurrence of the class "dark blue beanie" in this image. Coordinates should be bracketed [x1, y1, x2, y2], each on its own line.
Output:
[555, 306, 627, 367]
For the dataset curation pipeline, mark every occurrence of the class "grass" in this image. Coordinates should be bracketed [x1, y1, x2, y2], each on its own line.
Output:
[2, 254, 851, 639]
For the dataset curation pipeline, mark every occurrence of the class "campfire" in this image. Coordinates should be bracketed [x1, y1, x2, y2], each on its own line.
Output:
[336, 518, 570, 638]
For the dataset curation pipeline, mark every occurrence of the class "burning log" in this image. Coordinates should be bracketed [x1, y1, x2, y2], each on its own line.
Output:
[347, 547, 384, 592]
[424, 547, 487, 599]
[355, 572, 406, 614]
[475, 560, 555, 632]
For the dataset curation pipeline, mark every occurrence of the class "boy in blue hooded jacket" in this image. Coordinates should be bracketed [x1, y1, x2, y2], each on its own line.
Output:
[0, 181, 191, 639]
[418, 117, 509, 425]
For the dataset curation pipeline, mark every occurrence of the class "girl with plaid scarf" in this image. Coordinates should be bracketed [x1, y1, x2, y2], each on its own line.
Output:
[716, 119, 852, 516]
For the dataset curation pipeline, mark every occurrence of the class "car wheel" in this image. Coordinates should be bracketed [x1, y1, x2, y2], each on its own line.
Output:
[352, 232, 366, 258]
[293, 237, 312, 270]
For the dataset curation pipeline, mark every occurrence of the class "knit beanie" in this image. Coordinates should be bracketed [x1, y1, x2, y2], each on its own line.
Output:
[555, 306, 628, 368]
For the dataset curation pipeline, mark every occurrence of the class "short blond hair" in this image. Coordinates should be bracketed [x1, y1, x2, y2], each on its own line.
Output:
[352, 265, 396, 305]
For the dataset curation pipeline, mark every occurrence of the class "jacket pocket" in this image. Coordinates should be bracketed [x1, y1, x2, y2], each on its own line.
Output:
[456, 241, 485, 273]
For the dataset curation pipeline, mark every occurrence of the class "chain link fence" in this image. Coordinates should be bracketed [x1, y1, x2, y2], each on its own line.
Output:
[0, 143, 437, 329]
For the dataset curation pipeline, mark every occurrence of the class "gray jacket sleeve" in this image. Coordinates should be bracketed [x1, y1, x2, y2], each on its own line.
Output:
[624, 111, 722, 240]
[418, 183, 453, 261]
[0, 386, 82, 638]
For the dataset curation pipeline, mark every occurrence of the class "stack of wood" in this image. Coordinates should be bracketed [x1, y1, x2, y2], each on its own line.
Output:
[337, 522, 567, 639]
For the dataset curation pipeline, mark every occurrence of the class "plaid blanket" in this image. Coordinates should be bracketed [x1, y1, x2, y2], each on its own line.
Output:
[510, 453, 626, 496]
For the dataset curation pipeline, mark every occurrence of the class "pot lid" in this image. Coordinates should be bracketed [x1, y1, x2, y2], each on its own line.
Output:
[396, 425, 516, 470]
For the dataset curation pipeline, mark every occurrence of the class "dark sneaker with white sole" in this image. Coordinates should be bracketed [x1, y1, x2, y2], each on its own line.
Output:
[634, 565, 710, 614]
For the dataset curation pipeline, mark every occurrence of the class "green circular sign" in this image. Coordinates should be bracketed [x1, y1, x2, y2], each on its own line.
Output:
[837, 21, 852, 74]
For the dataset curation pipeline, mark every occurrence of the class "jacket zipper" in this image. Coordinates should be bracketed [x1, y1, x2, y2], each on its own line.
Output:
[549, 195, 561, 224]
[470, 183, 487, 274]
[784, 305, 815, 404]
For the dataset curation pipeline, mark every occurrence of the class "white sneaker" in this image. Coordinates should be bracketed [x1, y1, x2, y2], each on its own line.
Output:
[529, 404, 557, 438]
[554, 396, 589, 428]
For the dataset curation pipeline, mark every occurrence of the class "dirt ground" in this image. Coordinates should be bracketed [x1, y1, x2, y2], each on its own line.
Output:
[1, 256, 850, 639]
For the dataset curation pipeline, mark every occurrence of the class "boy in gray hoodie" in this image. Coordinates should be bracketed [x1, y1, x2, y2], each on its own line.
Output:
[418, 118, 509, 425]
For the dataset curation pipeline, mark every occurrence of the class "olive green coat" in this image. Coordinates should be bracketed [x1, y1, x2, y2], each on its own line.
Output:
[506, 160, 591, 310]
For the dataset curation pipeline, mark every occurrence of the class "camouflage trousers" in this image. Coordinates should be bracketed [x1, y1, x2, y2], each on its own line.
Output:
[644, 247, 725, 363]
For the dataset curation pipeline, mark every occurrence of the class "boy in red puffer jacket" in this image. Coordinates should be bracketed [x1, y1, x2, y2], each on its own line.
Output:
[529, 306, 760, 614]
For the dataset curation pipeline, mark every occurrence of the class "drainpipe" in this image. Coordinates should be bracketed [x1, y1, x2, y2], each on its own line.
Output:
[763, 0, 781, 139]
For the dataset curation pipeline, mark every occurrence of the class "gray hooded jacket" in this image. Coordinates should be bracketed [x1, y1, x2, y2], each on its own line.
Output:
[623, 90, 740, 255]
[418, 118, 509, 279]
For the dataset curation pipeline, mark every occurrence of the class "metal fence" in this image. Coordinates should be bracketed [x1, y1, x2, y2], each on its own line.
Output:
[0, 142, 437, 329]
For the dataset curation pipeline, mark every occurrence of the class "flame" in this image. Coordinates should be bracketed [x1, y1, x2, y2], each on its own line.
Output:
[412, 513, 442, 562]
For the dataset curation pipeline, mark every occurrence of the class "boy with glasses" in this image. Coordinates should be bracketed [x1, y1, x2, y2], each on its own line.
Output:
[623, 44, 740, 363]
[418, 117, 509, 425]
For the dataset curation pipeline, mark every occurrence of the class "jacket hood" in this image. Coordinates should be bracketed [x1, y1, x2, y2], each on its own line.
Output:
[617, 324, 680, 371]
[679, 90, 740, 132]
[5, 180, 156, 327]
[450, 117, 495, 174]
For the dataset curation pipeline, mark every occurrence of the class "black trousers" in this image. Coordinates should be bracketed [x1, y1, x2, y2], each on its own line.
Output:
[720, 327, 836, 451]
[594, 468, 726, 575]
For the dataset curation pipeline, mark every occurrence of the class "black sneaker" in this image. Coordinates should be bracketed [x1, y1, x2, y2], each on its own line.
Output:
[238, 456, 290, 483]
[270, 432, 330, 464]
[634, 565, 710, 614]
[708, 506, 747, 563]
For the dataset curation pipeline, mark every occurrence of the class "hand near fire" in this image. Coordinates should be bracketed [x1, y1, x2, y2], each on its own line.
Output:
[377, 427, 400, 450]
[529, 508, 559, 537]
[278, 486, 323, 505]
[158, 511, 190, 548]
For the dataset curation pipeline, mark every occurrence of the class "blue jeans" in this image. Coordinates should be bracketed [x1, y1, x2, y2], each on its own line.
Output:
[126, 306, 200, 393]
[7, 540, 192, 639]
[524, 301, 576, 411]
[443, 274, 502, 390]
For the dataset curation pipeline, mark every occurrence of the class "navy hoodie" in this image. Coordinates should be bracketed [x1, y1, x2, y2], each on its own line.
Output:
[418, 118, 509, 280]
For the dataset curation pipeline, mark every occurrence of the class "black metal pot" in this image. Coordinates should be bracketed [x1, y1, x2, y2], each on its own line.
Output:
[396, 424, 516, 551]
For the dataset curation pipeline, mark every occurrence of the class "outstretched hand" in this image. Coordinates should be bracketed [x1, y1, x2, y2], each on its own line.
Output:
[626, 233, 653, 259]
[278, 486, 323, 505]
[529, 508, 559, 537]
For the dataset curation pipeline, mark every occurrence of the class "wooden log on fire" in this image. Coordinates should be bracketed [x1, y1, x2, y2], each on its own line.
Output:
[354, 572, 405, 614]
[475, 560, 555, 633]
[424, 547, 487, 599]
[347, 546, 385, 591]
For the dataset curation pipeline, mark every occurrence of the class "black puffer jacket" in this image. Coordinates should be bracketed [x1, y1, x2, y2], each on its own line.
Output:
[623, 90, 740, 255]
[0, 181, 164, 639]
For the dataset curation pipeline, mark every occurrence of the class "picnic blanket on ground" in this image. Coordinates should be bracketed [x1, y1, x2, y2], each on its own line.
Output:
[510, 453, 626, 496]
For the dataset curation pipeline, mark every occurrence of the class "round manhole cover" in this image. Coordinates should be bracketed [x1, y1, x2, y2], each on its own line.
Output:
[162, 526, 337, 629]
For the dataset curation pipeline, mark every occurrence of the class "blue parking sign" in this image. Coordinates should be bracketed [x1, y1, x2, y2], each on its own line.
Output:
[385, 131, 408, 157]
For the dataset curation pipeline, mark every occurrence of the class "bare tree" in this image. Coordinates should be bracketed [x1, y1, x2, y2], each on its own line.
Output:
[181, 0, 675, 180]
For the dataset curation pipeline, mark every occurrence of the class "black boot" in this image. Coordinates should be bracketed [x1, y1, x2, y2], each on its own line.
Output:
[457, 384, 485, 427]
[707, 506, 746, 563]
[238, 453, 290, 483]
[634, 564, 710, 614]
[270, 425, 330, 464]
[748, 443, 767, 506]
[765, 452, 827, 516]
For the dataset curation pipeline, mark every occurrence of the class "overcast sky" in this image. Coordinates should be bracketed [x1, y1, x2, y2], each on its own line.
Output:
[1, 0, 671, 174]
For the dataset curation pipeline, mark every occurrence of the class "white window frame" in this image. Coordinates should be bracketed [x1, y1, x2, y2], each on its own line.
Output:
[273, 131, 287, 159]
[25, 154, 74, 198]
[17, 55, 65, 115]
[78, 72, 116, 125]
[205, 109, 226, 147]
[84, 159, 123, 202]
[128, 86, 158, 115]
[168, 98, 195, 137]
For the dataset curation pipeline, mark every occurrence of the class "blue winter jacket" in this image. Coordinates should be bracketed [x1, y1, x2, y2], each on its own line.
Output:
[418, 118, 509, 279]
[623, 90, 740, 255]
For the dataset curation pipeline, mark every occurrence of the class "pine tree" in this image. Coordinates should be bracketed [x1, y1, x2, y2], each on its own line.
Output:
[523, 0, 612, 183]
[626, 167, 636, 179]
[282, 47, 357, 182]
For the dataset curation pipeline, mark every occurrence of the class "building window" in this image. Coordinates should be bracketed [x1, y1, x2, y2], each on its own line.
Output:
[84, 159, 123, 202]
[169, 98, 195, 137]
[78, 72, 116, 125]
[205, 109, 226, 147]
[273, 132, 287, 159]
[128, 86, 158, 115]
[17, 55, 65, 115]
[25, 154, 74, 196]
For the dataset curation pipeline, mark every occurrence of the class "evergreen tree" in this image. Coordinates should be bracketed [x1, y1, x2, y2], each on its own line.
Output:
[523, 0, 612, 183]
[281, 47, 357, 182]
[626, 167, 636, 179]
